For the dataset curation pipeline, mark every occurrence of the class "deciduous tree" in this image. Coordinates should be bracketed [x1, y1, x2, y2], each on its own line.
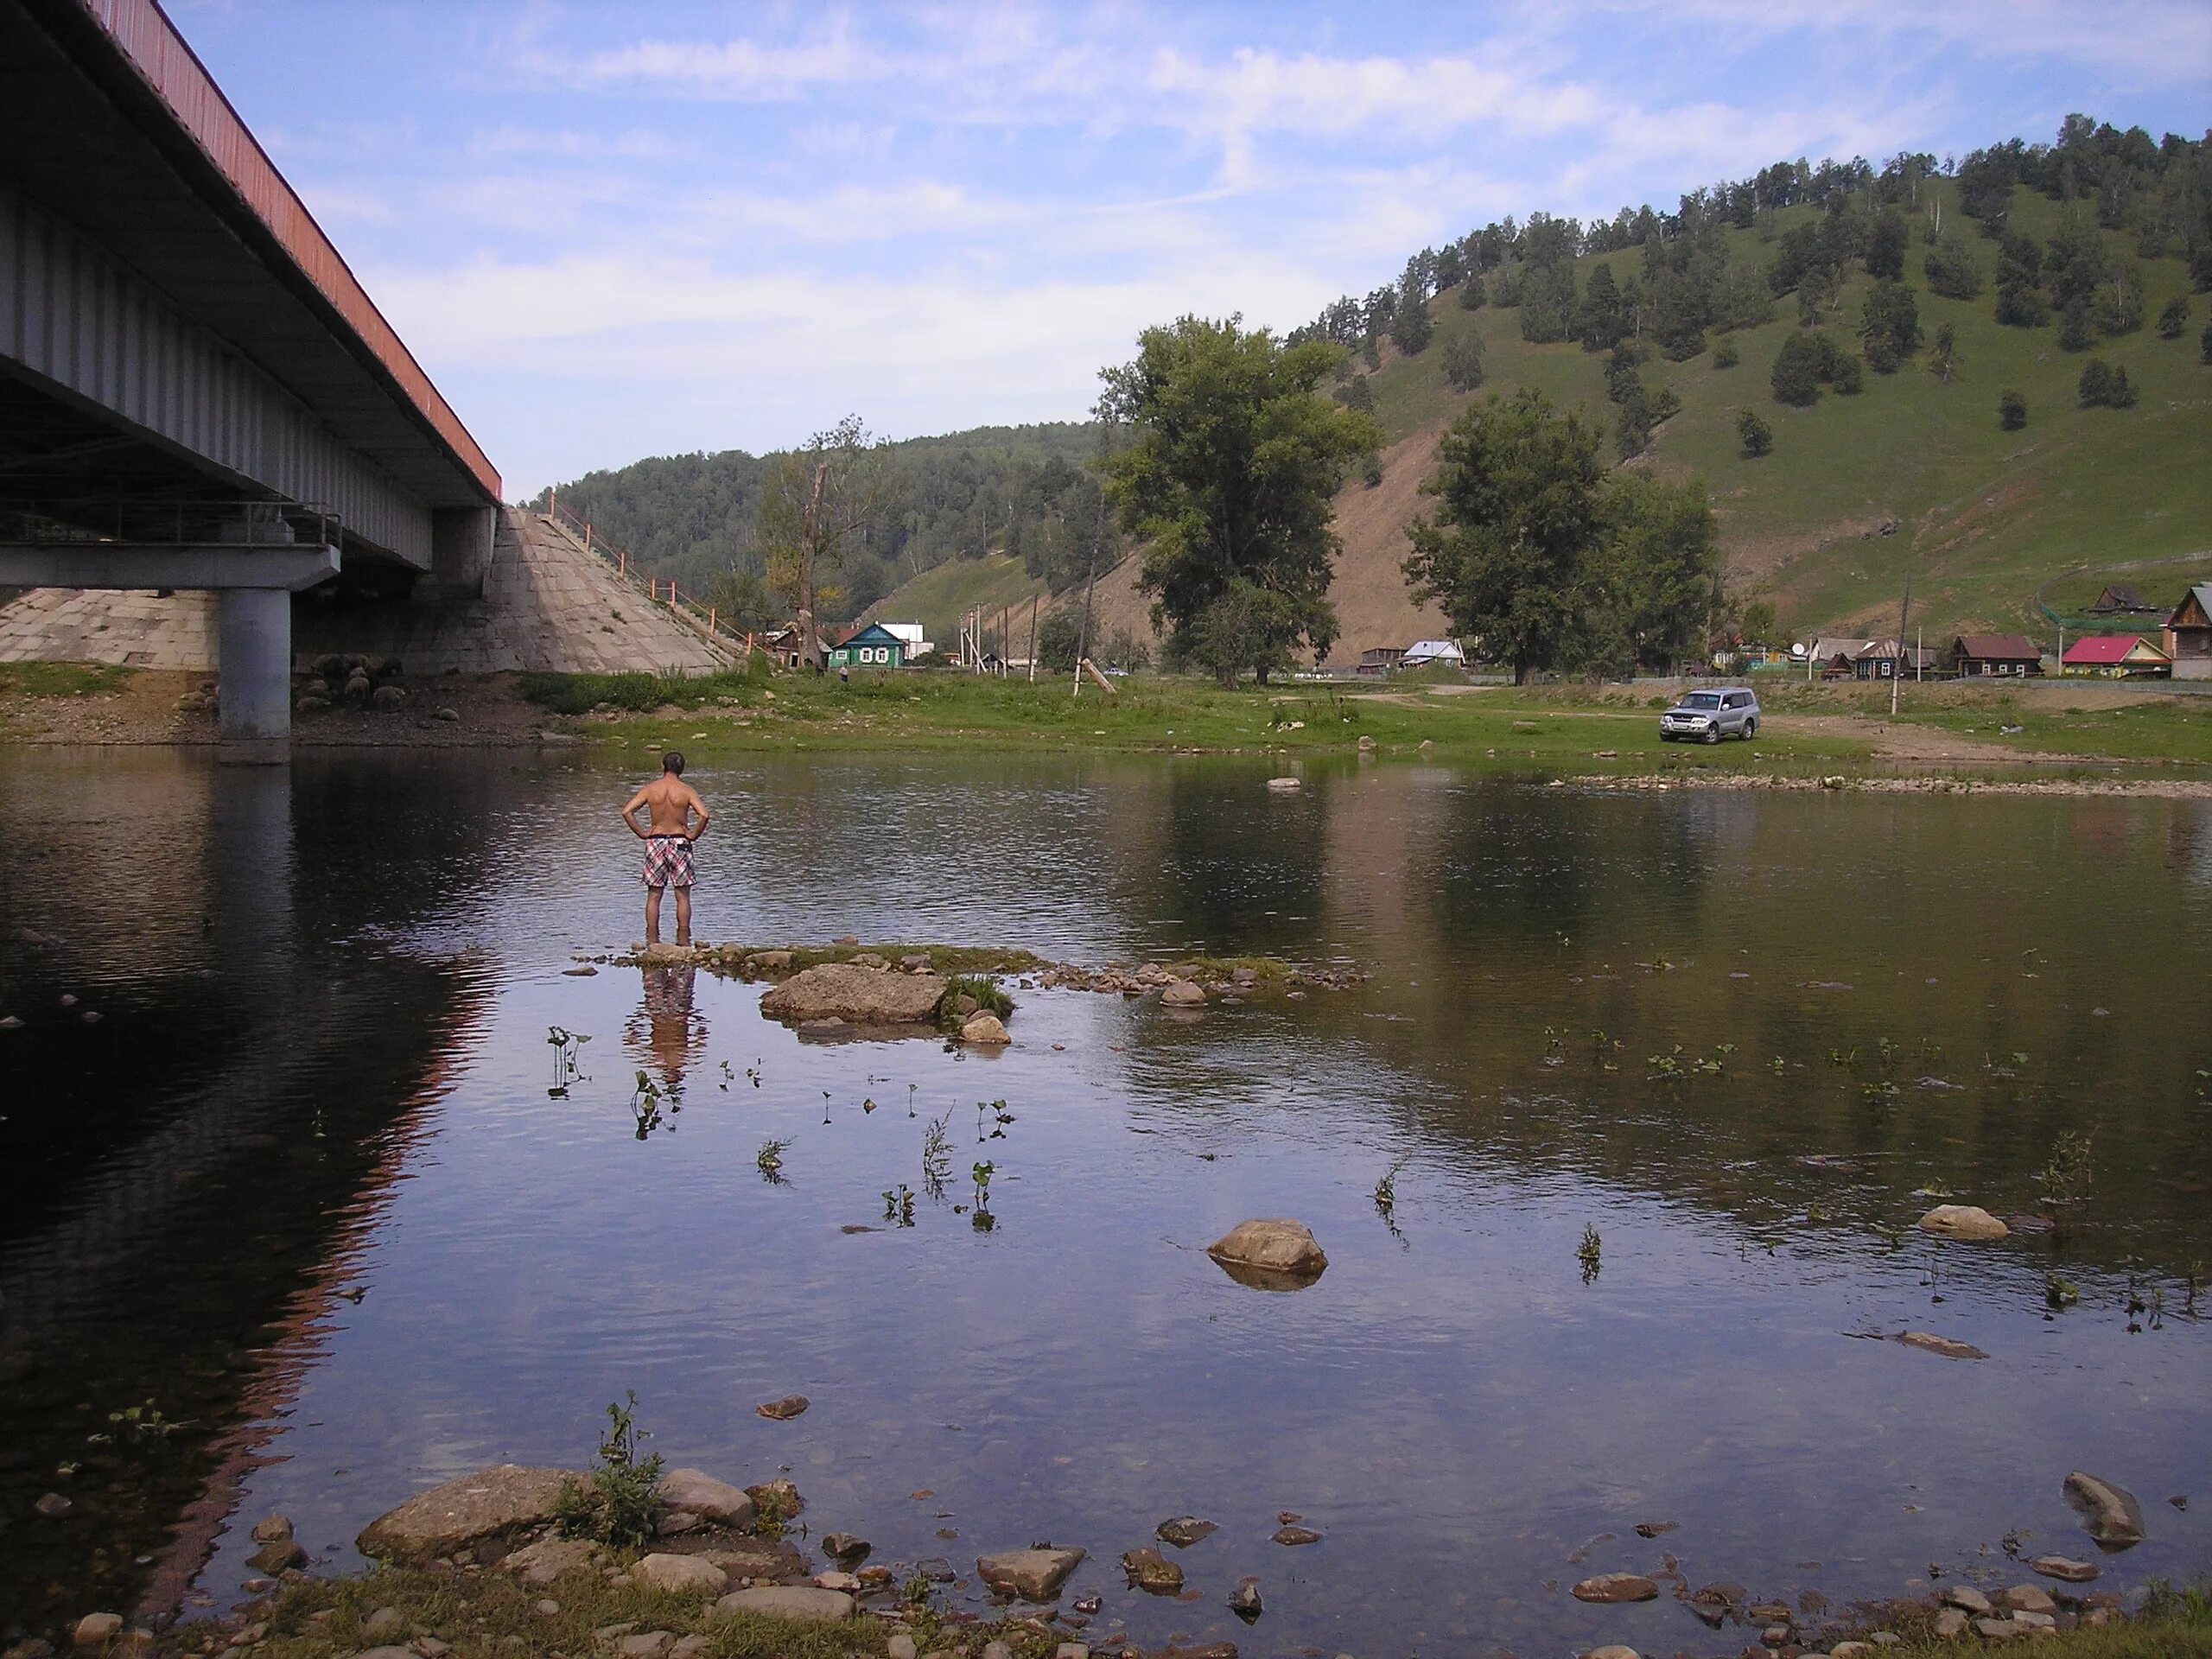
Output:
[1099, 316, 1376, 684]
[753, 414, 895, 666]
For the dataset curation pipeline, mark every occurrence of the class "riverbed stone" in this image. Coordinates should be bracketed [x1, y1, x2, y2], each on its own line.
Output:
[632, 1554, 728, 1596]
[887, 1637, 918, 1659]
[502, 1537, 596, 1584]
[2031, 1556, 2099, 1583]
[1916, 1205, 2010, 1241]
[712, 1586, 855, 1620]
[1207, 1219, 1327, 1291]
[71, 1614, 121, 1648]
[1942, 1586, 1994, 1616]
[760, 963, 948, 1027]
[960, 1013, 1011, 1045]
[1229, 1576, 1262, 1618]
[1272, 1525, 1323, 1546]
[247, 1537, 307, 1573]
[1582, 1648, 1639, 1659]
[617, 1635, 672, 1659]
[1896, 1332, 1987, 1360]
[1999, 1586, 2057, 1616]
[1973, 1618, 2024, 1640]
[1122, 1547, 1184, 1593]
[1157, 1516, 1218, 1548]
[1932, 1609, 1968, 1639]
[650, 1478, 756, 1530]
[249, 1513, 294, 1543]
[977, 1548, 1085, 1600]
[701, 1537, 809, 1581]
[1159, 980, 1207, 1008]
[1573, 1573, 1660, 1604]
[755, 1395, 810, 1421]
[2063, 1471, 2145, 1548]
[357, 1465, 577, 1563]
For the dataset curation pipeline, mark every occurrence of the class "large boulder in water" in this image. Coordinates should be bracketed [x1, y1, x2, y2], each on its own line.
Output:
[1207, 1219, 1328, 1290]
[357, 1465, 577, 1563]
[976, 1547, 1086, 1601]
[1917, 1205, 2010, 1241]
[760, 963, 947, 1027]
[2063, 1471, 2145, 1548]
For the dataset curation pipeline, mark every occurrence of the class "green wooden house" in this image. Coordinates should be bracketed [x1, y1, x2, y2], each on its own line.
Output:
[828, 622, 907, 670]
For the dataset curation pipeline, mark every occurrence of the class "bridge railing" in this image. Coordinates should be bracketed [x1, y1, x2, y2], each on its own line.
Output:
[539, 496, 749, 662]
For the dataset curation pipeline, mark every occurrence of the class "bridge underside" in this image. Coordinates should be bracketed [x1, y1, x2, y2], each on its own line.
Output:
[0, 0, 503, 758]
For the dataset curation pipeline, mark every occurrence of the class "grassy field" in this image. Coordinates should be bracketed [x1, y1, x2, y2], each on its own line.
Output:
[854, 551, 1053, 654]
[0, 660, 130, 697]
[524, 663, 2212, 780]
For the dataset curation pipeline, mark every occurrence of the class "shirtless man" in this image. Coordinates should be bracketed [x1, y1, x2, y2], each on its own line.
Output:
[620, 752, 710, 945]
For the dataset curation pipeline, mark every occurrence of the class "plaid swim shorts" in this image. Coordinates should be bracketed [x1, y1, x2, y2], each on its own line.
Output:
[642, 834, 695, 890]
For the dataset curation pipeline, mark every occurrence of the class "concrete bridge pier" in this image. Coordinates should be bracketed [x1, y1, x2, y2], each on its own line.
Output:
[216, 587, 295, 765]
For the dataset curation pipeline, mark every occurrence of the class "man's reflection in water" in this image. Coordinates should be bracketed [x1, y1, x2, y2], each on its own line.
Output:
[625, 966, 707, 1135]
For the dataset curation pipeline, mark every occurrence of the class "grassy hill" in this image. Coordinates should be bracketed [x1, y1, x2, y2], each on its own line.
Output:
[861, 181, 2209, 665]
[1343, 181, 2211, 649]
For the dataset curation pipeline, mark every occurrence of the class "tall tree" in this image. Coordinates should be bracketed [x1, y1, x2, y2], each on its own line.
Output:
[1402, 390, 1605, 683]
[1098, 317, 1376, 684]
[753, 415, 894, 666]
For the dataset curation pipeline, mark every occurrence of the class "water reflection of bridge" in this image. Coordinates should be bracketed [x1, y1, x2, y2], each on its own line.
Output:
[0, 751, 499, 1641]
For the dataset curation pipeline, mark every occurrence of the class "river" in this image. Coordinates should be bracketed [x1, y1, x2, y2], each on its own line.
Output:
[1, 747, 2207, 1651]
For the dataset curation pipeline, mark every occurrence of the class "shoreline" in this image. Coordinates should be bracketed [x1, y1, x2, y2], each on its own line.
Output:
[41, 1455, 2188, 1659]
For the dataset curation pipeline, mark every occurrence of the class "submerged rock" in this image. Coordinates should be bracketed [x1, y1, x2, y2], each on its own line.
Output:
[1916, 1205, 2010, 1241]
[1896, 1332, 1988, 1360]
[2031, 1555, 2100, 1583]
[1159, 980, 1207, 1008]
[760, 963, 948, 1027]
[2063, 1471, 2146, 1548]
[1122, 1547, 1184, 1593]
[1229, 1574, 1263, 1619]
[1272, 1525, 1323, 1546]
[1156, 1516, 1218, 1548]
[357, 1465, 577, 1563]
[1207, 1219, 1328, 1291]
[976, 1547, 1085, 1601]
[755, 1395, 810, 1421]
[1572, 1573, 1660, 1604]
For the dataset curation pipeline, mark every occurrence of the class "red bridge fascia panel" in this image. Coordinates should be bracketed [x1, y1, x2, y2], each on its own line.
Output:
[78, 0, 503, 503]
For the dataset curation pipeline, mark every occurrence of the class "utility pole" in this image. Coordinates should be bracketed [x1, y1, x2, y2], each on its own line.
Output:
[1027, 595, 1038, 683]
[1891, 565, 1912, 717]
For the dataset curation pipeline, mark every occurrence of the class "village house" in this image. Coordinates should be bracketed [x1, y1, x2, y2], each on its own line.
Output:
[1847, 638, 1940, 680]
[828, 621, 909, 670]
[1948, 633, 2044, 677]
[1357, 646, 1408, 677]
[1806, 636, 1877, 677]
[1401, 639, 1466, 670]
[2061, 634, 2172, 678]
[2165, 583, 2212, 680]
[2087, 583, 2158, 615]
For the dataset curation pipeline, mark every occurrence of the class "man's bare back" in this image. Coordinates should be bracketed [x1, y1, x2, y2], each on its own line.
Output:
[622, 752, 710, 945]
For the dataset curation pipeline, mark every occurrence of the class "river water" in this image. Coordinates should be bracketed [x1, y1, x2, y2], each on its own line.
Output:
[2, 748, 2208, 1651]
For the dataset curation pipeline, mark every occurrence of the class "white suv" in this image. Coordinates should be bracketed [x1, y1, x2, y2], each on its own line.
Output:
[1660, 686, 1760, 742]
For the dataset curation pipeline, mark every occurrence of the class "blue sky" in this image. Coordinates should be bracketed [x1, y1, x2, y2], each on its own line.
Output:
[173, 2, 2210, 497]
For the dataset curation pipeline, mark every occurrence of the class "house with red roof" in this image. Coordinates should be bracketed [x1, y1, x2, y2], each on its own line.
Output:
[2060, 634, 2172, 678]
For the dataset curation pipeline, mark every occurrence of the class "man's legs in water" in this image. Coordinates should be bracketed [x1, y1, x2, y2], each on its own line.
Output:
[645, 882, 664, 945]
[674, 884, 692, 946]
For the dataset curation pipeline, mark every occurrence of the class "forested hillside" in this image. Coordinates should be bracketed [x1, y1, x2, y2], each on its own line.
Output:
[541, 113, 2212, 653]
[524, 423, 1103, 622]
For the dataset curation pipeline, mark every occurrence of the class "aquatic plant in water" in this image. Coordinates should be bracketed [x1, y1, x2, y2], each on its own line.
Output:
[1578, 1224, 1602, 1284]
[882, 1185, 916, 1226]
[546, 1026, 591, 1097]
[970, 1160, 996, 1230]
[629, 1071, 664, 1139]
[756, 1138, 791, 1180]
[921, 1109, 954, 1198]
[2045, 1273, 2080, 1310]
